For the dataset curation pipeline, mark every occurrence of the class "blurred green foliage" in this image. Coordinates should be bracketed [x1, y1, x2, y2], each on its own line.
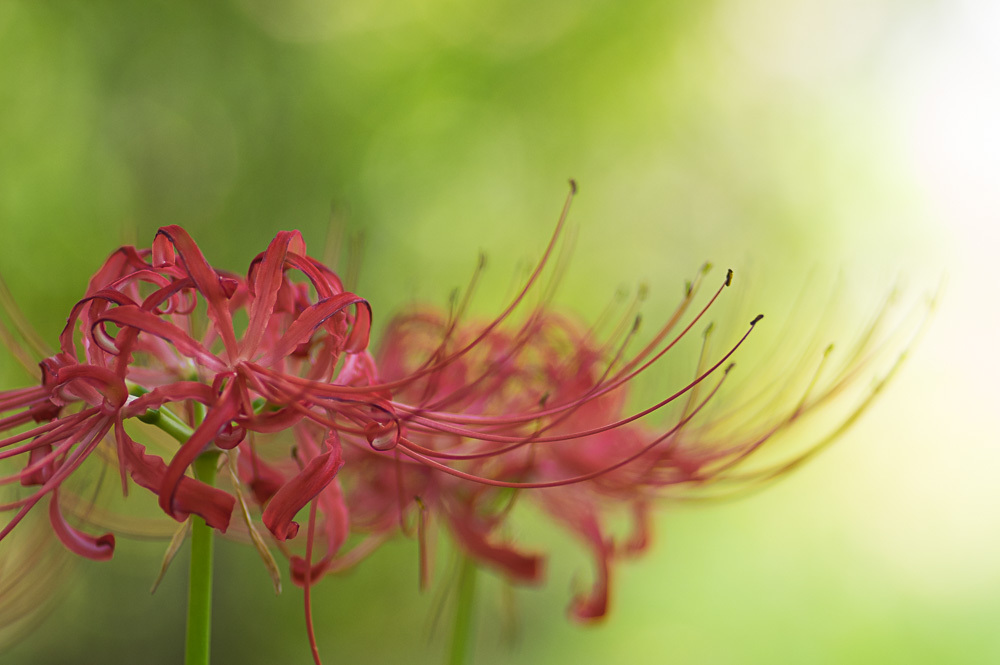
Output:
[0, 1, 972, 664]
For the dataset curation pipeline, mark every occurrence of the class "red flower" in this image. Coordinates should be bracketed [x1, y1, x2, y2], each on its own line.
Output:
[1, 227, 379, 561]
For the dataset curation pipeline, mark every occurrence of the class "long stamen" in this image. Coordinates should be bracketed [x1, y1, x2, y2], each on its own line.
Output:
[362, 181, 578, 393]
[391, 269, 733, 429]
[303, 498, 322, 665]
[393, 358, 735, 489]
[0, 273, 52, 360]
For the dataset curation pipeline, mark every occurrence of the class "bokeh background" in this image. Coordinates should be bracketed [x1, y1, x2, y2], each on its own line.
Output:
[1, 1, 996, 663]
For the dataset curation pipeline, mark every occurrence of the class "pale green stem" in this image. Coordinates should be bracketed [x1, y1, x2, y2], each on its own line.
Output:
[448, 556, 478, 665]
[136, 405, 194, 443]
[136, 397, 217, 665]
[185, 451, 218, 665]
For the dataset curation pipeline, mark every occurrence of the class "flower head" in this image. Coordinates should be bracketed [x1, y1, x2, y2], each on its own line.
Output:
[1, 226, 380, 564]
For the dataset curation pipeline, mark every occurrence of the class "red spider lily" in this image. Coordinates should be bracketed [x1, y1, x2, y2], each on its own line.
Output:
[1, 226, 378, 558]
[1, 226, 386, 661]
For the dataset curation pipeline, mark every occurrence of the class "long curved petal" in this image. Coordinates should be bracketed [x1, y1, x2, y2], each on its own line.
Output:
[48, 489, 115, 561]
[262, 436, 344, 541]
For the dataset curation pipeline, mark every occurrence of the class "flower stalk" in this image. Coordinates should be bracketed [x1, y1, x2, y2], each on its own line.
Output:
[448, 556, 478, 665]
[186, 451, 219, 665]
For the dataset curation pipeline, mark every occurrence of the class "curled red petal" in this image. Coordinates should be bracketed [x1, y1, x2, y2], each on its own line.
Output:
[242, 406, 306, 434]
[241, 230, 305, 360]
[152, 232, 176, 268]
[256, 293, 372, 366]
[49, 489, 115, 561]
[115, 418, 234, 531]
[92, 306, 227, 373]
[262, 437, 344, 541]
[287, 476, 350, 587]
[219, 275, 240, 299]
[85, 245, 152, 295]
[157, 386, 240, 521]
[58, 289, 137, 358]
[364, 418, 400, 452]
[284, 253, 344, 299]
[154, 226, 239, 361]
[54, 365, 128, 413]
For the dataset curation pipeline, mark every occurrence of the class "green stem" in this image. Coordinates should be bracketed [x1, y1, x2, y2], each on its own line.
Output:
[185, 452, 219, 665]
[137, 405, 195, 443]
[448, 556, 478, 665]
[133, 387, 218, 664]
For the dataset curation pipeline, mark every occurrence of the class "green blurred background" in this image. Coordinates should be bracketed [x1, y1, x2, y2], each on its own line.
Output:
[1, 0, 996, 663]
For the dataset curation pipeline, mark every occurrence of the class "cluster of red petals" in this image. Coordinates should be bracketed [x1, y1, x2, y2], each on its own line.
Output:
[1, 226, 378, 580]
[1, 211, 900, 631]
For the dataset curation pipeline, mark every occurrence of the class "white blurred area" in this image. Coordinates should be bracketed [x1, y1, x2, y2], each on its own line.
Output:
[762, 0, 1000, 604]
[843, 0, 1000, 594]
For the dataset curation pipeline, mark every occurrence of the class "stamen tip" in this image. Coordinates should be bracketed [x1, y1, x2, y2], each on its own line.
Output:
[568, 178, 578, 195]
[750, 314, 763, 326]
[725, 269, 734, 287]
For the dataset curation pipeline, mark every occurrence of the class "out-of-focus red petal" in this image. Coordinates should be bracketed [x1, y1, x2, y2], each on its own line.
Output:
[624, 501, 651, 555]
[237, 448, 286, 506]
[287, 477, 350, 587]
[447, 508, 543, 584]
[538, 492, 612, 621]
